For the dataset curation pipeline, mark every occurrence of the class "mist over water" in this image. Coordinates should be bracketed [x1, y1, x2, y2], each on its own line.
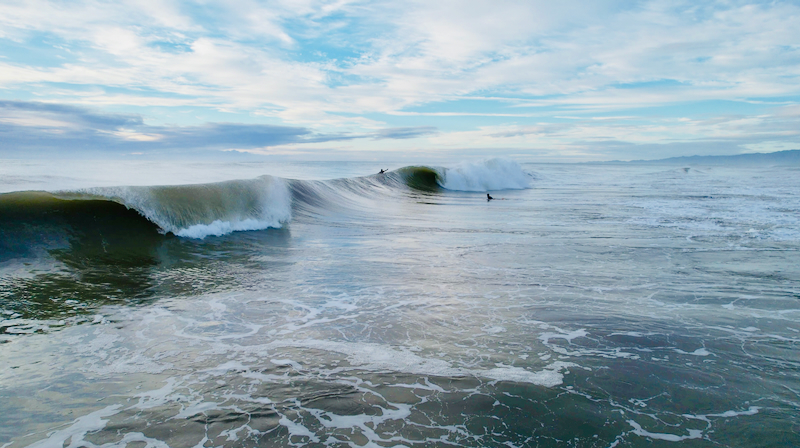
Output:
[1, 160, 799, 447]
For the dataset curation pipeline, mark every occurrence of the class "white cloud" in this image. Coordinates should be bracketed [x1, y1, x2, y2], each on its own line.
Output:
[0, 0, 799, 158]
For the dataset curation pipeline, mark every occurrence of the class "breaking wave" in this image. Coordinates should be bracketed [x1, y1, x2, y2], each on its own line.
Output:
[67, 176, 293, 239]
[436, 158, 532, 191]
[0, 159, 532, 240]
[394, 158, 532, 192]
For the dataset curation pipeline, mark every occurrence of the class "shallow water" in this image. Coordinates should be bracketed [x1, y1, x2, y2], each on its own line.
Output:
[1, 161, 799, 447]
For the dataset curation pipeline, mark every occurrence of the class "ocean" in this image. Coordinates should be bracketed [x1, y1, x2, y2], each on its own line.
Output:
[0, 159, 798, 447]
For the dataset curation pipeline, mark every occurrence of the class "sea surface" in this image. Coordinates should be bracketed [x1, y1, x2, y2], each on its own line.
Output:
[1, 159, 798, 447]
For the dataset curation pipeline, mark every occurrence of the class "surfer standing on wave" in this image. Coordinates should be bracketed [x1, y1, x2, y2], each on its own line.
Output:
[379, 169, 386, 174]
[487, 193, 493, 201]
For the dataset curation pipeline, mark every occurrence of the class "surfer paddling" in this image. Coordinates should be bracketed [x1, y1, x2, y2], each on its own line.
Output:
[487, 194, 493, 201]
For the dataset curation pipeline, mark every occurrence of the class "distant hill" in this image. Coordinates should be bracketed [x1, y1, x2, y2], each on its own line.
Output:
[604, 149, 800, 166]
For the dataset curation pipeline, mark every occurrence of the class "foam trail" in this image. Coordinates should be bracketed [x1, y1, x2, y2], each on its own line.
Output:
[439, 158, 531, 192]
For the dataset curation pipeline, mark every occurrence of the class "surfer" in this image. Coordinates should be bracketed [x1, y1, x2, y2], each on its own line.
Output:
[379, 169, 386, 174]
[487, 193, 493, 201]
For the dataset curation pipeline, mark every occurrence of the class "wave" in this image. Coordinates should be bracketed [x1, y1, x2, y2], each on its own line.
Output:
[62, 176, 292, 239]
[0, 159, 532, 240]
[394, 166, 441, 192]
[436, 158, 532, 191]
[393, 158, 532, 193]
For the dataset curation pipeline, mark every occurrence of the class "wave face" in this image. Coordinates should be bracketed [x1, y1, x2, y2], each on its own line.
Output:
[0, 192, 165, 271]
[394, 166, 442, 192]
[0, 159, 532, 240]
[61, 176, 292, 239]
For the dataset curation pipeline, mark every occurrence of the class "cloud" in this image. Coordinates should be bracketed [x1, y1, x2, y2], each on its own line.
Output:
[0, 100, 143, 128]
[372, 126, 438, 139]
[153, 123, 313, 148]
[0, 101, 318, 156]
[0, 1, 799, 160]
[3, 1, 799, 118]
[0, 101, 446, 158]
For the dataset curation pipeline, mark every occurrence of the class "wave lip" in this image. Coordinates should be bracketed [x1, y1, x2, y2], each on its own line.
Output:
[438, 158, 532, 192]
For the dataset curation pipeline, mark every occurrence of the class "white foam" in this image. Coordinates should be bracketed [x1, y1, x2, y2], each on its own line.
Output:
[539, 329, 588, 344]
[439, 158, 531, 192]
[133, 378, 181, 410]
[706, 406, 761, 418]
[278, 416, 320, 443]
[175, 218, 281, 239]
[483, 361, 578, 388]
[302, 399, 413, 444]
[539, 328, 639, 359]
[627, 420, 704, 442]
[110, 432, 171, 448]
[175, 401, 221, 419]
[271, 358, 303, 371]
[682, 406, 762, 420]
[27, 405, 122, 448]
[264, 339, 576, 387]
[674, 348, 711, 356]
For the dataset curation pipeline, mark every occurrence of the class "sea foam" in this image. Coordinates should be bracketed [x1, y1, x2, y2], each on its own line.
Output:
[439, 158, 531, 192]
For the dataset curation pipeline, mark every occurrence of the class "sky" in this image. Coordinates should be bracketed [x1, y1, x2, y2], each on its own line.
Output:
[1, 0, 799, 162]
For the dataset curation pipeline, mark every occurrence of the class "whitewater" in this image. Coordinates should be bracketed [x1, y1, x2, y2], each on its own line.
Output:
[1, 159, 798, 447]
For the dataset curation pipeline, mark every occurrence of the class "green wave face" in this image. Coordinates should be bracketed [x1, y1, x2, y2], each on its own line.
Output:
[396, 166, 442, 192]
[0, 191, 293, 329]
[0, 192, 170, 325]
[0, 192, 165, 261]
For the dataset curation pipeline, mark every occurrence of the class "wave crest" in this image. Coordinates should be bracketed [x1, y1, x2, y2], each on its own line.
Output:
[63, 176, 292, 239]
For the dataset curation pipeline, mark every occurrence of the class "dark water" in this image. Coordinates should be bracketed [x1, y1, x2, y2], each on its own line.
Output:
[1, 161, 798, 447]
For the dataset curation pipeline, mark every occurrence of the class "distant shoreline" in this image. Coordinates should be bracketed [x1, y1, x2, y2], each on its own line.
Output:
[589, 149, 800, 166]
